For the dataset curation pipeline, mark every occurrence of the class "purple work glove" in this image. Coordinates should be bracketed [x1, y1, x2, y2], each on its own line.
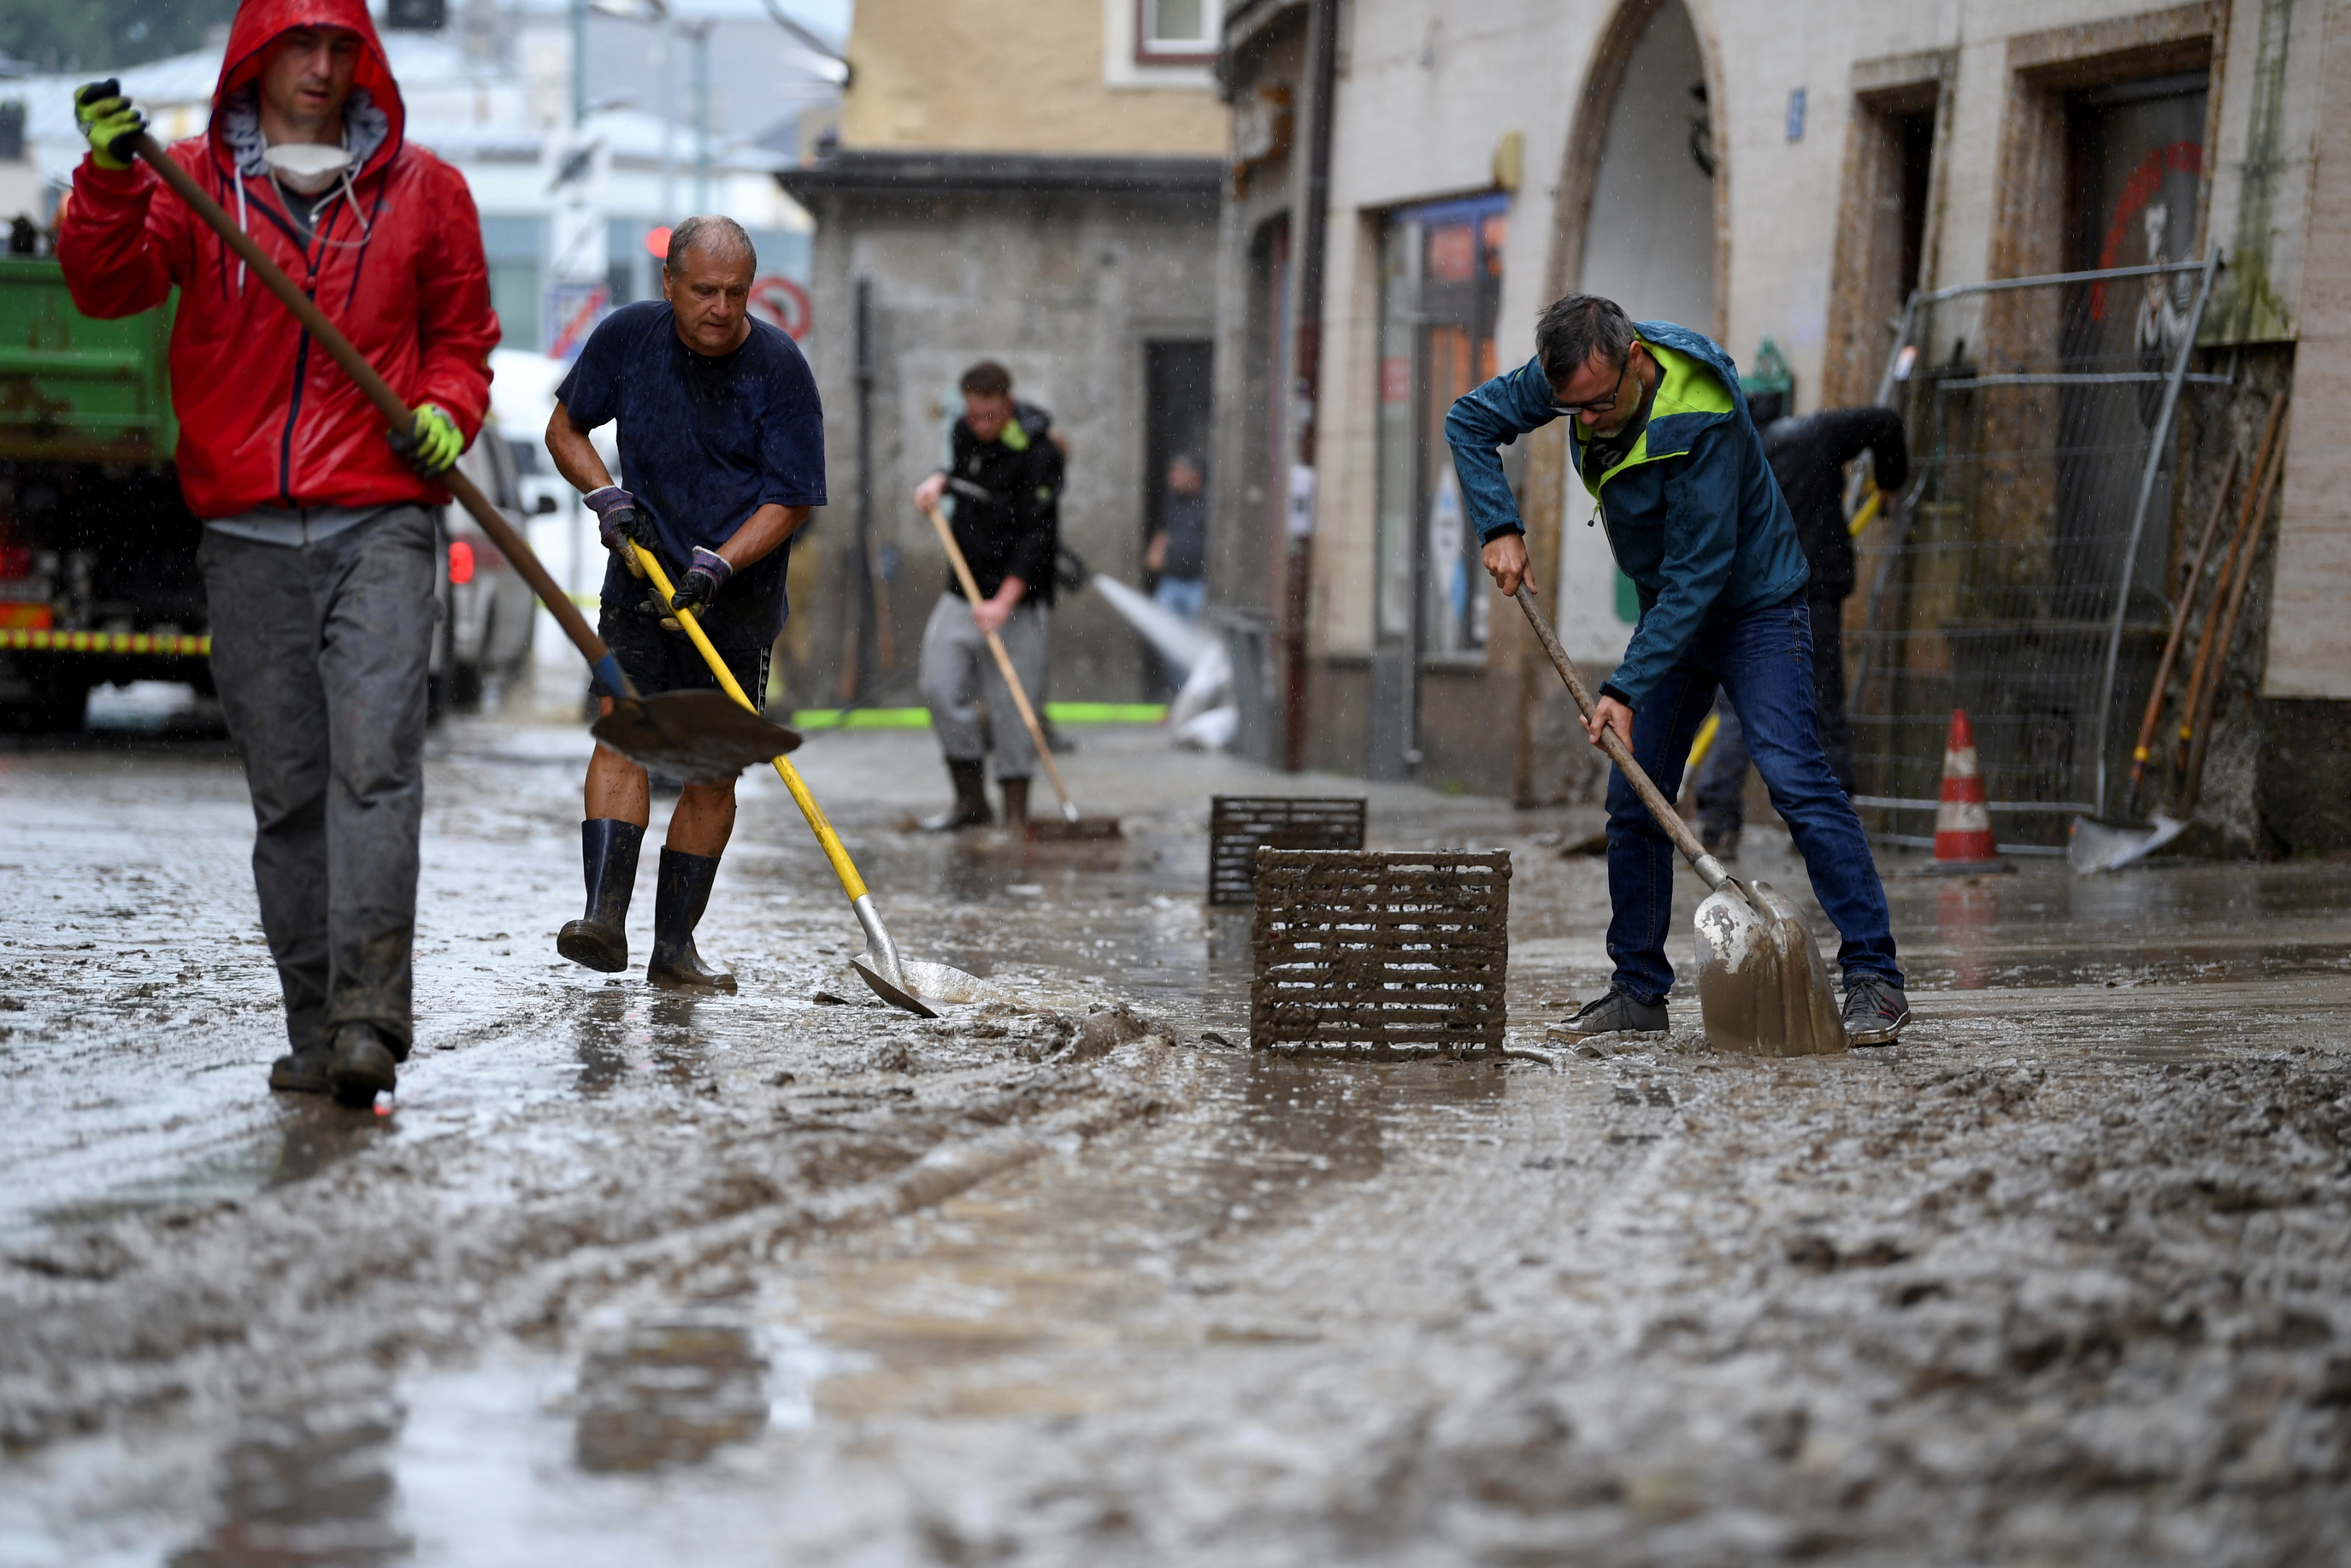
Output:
[584, 486, 655, 553]
[668, 546, 733, 615]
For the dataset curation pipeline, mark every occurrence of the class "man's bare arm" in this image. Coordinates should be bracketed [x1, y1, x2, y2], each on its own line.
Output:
[716, 504, 810, 573]
[546, 400, 616, 494]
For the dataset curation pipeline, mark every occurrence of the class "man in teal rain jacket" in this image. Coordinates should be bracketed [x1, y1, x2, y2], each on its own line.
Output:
[1446, 294, 1907, 1045]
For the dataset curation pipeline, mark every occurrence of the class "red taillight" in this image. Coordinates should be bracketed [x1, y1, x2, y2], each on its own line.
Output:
[448, 539, 475, 585]
[0, 545, 30, 581]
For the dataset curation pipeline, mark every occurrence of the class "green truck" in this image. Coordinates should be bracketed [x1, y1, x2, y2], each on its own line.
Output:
[0, 255, 206, 732]
[0, 255, 541, 731]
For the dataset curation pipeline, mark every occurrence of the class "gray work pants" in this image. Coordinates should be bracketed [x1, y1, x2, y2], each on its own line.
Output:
[919, 592, 1049, 781]
[197, 506, 437, 1055]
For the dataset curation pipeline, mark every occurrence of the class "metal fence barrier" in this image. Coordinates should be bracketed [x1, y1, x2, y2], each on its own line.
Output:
[1847, 256, 2222, 846]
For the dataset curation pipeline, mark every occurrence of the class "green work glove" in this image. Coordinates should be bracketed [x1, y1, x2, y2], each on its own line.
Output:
[74, 80, 146, 171]
[387, 404, 463, 478]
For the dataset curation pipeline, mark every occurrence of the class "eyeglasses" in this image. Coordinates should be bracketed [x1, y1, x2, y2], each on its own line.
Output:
[1552, 355, 1635, 417]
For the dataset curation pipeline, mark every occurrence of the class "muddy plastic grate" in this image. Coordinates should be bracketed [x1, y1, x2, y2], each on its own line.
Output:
[1207, 795, 1367, 905]
[1249, 849, 1509, 1059]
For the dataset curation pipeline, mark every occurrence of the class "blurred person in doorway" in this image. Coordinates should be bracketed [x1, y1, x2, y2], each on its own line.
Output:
[1692, 398, 1908, 857]
[1146, 453, 1209, 622]
[1144, 452, 1209, 696]
[60, 0, 497, 1106]
[546, 215, 824, 993]
[913, 362, 1064, 830]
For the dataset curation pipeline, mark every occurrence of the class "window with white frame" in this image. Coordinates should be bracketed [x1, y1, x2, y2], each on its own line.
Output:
[1136, 0, 1219, 64]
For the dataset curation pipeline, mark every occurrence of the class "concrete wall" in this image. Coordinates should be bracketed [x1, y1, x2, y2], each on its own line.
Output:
[789, 185, 1221, 710]
[842, 0, 1227, 156]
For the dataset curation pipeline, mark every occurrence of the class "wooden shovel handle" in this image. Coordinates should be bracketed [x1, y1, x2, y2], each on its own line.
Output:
[1512, 583, 1723, 886]
[921, 503, 1077, 816]
[129, 133, 628, 698]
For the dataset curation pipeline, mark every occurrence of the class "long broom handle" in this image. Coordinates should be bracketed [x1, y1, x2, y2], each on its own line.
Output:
[921, 503, 1079, 819]
[2175, 392, 2287, 774]
[129, 134, 629, 698]
[2178, 414, 2289, 815]
[1511, 582, 1729, 891]
[2126, 446, 2238, 801]
[628, 542, 871, 905]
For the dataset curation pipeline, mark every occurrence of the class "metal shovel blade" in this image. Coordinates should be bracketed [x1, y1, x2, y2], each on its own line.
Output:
[590, 692, 803, 784]
[1694, 878, 1847, 1057]
[849, 953, 1001, 1016]
[2067, 811, 2189, 875]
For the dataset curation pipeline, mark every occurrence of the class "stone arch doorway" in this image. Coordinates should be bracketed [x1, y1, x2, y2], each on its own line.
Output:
[1564, 0, 1721, 338]
[1514, 0, 1729, 799]
[1543, 0, 1725, 666]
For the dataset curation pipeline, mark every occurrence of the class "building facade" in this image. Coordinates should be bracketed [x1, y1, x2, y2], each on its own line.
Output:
[1211, 0, 2351, 854]
[779, 0, 1228, 710]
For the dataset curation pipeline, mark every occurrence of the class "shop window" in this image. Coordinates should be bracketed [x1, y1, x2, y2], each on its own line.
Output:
[1375, 194, 1507, 657]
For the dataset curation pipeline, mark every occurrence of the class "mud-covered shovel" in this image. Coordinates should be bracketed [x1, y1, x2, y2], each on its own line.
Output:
[124, 132, 797, 785]
[1512, 585, 1846, 1056]
[628, 544, 992, 1017]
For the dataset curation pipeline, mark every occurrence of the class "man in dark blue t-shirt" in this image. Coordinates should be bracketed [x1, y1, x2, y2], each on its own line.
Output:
[544, 215, 825, 993]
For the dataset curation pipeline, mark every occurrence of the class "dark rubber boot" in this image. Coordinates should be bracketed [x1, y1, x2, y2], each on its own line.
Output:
[327, 1023, 398, 1106]
[646, 847, 735, 993]
[558, 818, 645, 972]
[268, 1043, 334, 1094]
[920, 759, 993, 831]
[999, 777, 1029, 830]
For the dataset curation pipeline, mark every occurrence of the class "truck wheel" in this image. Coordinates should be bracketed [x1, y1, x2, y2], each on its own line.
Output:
[6, 676, 92, 734]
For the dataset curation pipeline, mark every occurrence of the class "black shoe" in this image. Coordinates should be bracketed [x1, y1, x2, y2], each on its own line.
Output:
[558, 818, 644, 972]
[1700, 825, 1741, 859]
[1843, 976, 1911, 1046]
[327, 1023, 398, 1106]
[999, 777, 1029, 830]
[646, 846, 735, 993]
[1546, 988, 1669, 1041]
[268, 1043, 334, 1094]
[920, 758, 993, 832]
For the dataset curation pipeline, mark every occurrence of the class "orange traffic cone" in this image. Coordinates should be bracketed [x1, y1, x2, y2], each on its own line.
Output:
[1930, 709, 2008, 874]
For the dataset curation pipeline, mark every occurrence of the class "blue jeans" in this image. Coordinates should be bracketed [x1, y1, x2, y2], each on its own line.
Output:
[1605, 594, 1900, 1004]
[1153, 575, 1206, 620]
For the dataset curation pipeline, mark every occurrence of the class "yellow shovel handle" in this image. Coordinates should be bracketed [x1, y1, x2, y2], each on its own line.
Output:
[628, 541, 869, 904]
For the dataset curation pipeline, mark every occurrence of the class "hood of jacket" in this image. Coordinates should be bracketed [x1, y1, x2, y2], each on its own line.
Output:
[208, 0, 404, 182]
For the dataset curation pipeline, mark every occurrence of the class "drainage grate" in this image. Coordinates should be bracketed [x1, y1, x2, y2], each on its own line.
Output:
[1249, 849, 1509, 1059]
[1207, 795, 1367, 905]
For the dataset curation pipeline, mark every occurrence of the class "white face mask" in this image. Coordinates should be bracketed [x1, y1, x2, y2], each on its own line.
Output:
[263, 141, 351, 194]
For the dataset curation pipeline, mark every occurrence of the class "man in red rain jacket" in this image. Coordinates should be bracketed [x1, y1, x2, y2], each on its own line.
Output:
[61, 0, 498, 1107]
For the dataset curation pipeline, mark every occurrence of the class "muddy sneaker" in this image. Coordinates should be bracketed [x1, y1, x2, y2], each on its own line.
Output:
[1700, 826, 1741, 859]
[327, 1023, 398, 1107]
[1842, 976, 1911, 1046]
[268, 1043, 334, 1095]
[1545, 988, 1668, 1041]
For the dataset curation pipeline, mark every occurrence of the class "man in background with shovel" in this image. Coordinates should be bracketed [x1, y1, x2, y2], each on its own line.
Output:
[545, 215, 824, 993]
[61, 0, 498, 1105]
[1451, 295, 1908, 1046]
[912, 362, 1064, 831]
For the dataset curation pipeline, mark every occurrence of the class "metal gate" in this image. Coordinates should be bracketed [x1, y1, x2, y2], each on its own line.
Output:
[1845, 256, 2223, 850]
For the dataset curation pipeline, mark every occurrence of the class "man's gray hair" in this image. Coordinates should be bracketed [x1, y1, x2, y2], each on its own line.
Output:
[664, 215, 757, 276]
[1535, 294, 1635, 387]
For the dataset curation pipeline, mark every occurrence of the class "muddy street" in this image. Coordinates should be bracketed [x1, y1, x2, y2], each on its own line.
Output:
[3, 717, 2349, 1565]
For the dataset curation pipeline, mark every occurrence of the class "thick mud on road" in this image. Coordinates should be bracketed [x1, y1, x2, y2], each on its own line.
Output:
[3, 720, 2349, 1565]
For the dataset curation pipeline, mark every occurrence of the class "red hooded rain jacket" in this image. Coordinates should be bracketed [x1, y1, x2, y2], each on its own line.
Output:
[58, 0, 497, 520]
